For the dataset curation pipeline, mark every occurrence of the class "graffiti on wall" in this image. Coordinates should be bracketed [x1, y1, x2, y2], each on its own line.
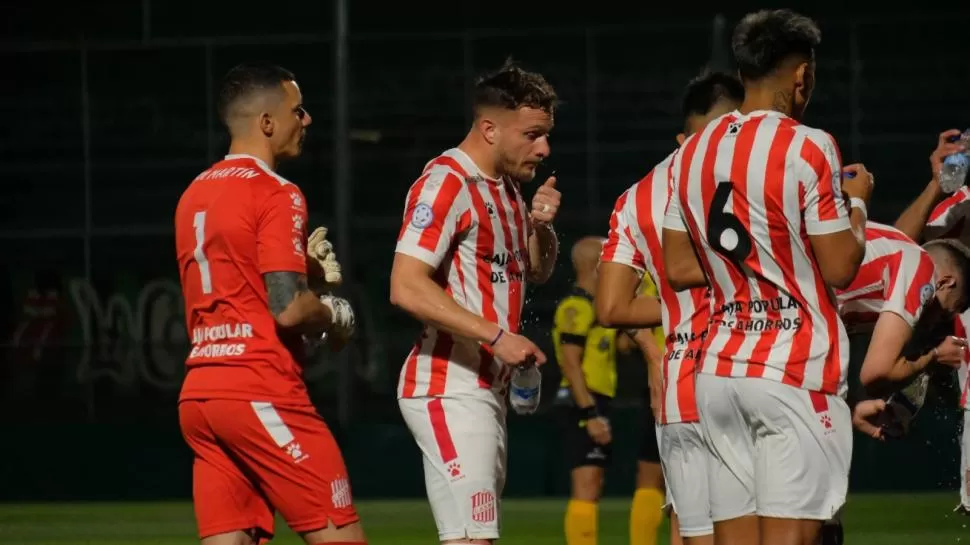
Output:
[69, 277, 189, 391]
[6, 274, 388, 396]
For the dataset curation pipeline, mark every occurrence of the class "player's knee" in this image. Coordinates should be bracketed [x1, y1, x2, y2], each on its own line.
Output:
[201, 530, 259, 545]
[636, 461, 664, 490]
[570, 466, 604, 501]
[301, 519, 366, 544]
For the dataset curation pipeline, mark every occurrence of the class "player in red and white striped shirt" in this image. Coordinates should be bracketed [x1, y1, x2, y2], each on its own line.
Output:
[661, 10, 874, 544]
[598, 71, 744, 545]
[836, 223, 966, 393]
[894, 133, 970, 513]
[389, 61, 561, 545]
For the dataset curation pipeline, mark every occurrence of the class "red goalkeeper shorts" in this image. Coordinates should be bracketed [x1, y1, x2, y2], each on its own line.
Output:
[179, 399, 360, 541]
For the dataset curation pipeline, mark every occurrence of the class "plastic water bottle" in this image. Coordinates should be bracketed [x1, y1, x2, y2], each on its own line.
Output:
[939, 129, 970, 194]
[509, 361, 541, 415]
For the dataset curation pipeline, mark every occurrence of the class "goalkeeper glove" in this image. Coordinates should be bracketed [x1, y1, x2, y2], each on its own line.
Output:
[307, 226, 343, 286]
[319, 294, 356, 341]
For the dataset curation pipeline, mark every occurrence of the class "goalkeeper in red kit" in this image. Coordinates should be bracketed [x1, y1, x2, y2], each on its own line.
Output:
[174, 64, 365, 545]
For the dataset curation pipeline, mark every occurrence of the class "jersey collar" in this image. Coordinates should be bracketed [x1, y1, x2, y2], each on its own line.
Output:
[446, 148, 503, 185]
[224, 153, 277, 174]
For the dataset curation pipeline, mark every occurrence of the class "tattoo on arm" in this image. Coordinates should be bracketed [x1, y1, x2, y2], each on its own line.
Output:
[264, 272, 309, 317]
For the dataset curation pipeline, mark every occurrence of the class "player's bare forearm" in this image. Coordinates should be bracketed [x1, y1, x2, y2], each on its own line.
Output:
[390, 254, 501, 344]
[604, 296, 663, 330]
[264, 272, 333, 334]
[596, 262, 662, 328]
[639, 333, 664, 409]
[662, 228, 707, 291]
[560, 344, 596, 409]
[527, 223, 558, 284]
[894, 181, 944, 242]
[810, 208, 869, 290]
[847, 207, 868, 263]
[859, 312, 915, 388]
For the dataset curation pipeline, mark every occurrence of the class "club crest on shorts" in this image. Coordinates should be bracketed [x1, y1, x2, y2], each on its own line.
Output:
[411, 203, 434, 229]
[920, 283, 934, 305]
[471, 489, 496, 523]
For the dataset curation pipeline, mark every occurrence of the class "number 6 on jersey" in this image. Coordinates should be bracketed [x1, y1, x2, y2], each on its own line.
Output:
[193, 210, 213, 294]
[706, 181, 753, 267]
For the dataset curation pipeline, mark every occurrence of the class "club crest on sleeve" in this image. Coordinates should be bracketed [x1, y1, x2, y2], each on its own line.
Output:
[920, 283, 934, 305]
[411, 203, 434, 229]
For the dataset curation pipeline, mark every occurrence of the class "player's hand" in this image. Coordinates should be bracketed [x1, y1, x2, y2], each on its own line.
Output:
[932, 336, 968, 369]
[586, 416, 612, 445]
[307, 227, 343, 286]
[852, 399, 887, 441]
[842, 163, 874, 205]
[319, 295, 356, 340]
[529, 176, 560, 225]
[492, 330, 547, 367]
[930, 129, 965, 185]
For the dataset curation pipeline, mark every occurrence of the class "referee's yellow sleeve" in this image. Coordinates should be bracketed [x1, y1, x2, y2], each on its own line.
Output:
[638, 274, 666, 350]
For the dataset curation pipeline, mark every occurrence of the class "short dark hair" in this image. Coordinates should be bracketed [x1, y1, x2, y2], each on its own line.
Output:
[924, 238, 970, 301]
[472, 59, 558, 117]
[732, 9, 821, 81]
[216, 64, 296, 128]
[681, 70, 744, 126]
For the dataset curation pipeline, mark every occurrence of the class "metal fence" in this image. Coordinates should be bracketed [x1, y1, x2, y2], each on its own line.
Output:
[3, 14, 968, 424]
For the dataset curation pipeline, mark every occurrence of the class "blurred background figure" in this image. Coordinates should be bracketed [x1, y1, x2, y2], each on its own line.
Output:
[553, 236, 664, 545]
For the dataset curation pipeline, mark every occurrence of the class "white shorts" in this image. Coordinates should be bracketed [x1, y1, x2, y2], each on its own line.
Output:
[961, 410, 970, 509]
[659, 421, 713, 537]
[399, 394, 507, 541]
[695, 374, 851, 521]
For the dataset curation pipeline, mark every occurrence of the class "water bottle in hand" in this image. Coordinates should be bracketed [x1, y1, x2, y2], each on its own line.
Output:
[939, 129, 970, 193]
[509, 360, 541, 415]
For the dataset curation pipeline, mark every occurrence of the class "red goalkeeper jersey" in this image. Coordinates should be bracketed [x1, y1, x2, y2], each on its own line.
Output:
[174, 154, 313, 407]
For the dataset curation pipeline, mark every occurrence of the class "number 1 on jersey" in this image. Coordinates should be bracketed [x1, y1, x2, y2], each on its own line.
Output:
[193, 211, 213, 294]
[706, 181, 753, 267]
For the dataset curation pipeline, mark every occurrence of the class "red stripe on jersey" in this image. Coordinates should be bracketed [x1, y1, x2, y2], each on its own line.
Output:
[427, 333, 455, 396]
[603, 190, 648, 269]
[867, 223, 914, 243]
[506, 180, 530, 254]
[679, 119, 730, 377]
[723, 116, 762, 377]
[465, 183, 498, 388]
[688, 116, 739, 377]
[799, 136, 845, 391]
[809, 135, 843, 222]
[488, 182, 523, 334]
[418, 174, 464, 252]
[759, 125, 803, 384]
[427, 398, 458, 463]
[399, 173, 431, 241]
[929, 190, 970, 223]
[401, 341, 420, 397]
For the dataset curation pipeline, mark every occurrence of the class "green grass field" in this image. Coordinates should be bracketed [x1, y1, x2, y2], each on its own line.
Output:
[0, 493, 967, 544]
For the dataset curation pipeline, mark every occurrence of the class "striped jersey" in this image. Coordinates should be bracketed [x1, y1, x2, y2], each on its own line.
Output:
[395, 148, 530, 399]
[926, 186, 970, 242]
[663, 110, 852, 396]
[836, 221, 937, 333]
[924, 189, 970, 409]
[601, 151, 708, 424]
